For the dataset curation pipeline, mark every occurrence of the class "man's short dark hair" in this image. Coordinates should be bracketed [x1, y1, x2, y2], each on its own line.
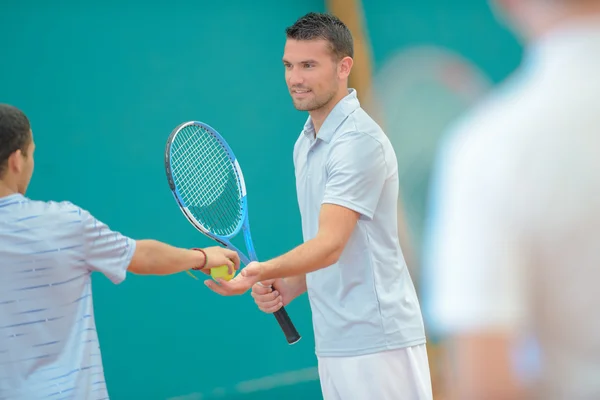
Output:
[285, 12, 354, 59]
[0, 104, 31, 177]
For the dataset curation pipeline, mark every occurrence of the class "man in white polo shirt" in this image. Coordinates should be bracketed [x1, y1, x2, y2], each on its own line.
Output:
[423, 0, 600, 399]
[205, 12, 432, 399]
[0, 103, 240, 399]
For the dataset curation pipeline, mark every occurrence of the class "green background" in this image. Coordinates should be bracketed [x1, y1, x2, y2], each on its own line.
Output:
[0, 1, 520, 398]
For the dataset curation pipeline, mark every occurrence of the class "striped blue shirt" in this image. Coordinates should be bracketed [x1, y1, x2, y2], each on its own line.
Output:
[0, 193, 136, 399]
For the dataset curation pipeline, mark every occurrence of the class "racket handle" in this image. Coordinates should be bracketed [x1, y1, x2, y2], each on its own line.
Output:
[273, 307, 301, 345]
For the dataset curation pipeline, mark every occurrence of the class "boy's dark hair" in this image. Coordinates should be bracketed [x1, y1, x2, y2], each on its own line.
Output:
[285, 12, 354, 59]
[0, 104, 31, 177]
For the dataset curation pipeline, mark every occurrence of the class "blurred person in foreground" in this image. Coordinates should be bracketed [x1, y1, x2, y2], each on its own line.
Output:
[0, 103, 240, 399]
[423, 0, 600, 399]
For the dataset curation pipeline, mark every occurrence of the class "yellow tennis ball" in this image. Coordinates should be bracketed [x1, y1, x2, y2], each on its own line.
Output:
[210, 265, 235, 281]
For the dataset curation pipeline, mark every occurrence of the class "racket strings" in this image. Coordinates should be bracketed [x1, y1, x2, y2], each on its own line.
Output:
[170, 125, 243, 236]
[172, 126, 241, 215]
[173, 134, 241, 234]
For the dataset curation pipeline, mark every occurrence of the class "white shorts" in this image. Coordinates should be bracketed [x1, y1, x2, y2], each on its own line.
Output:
[317, 344, 433, 400]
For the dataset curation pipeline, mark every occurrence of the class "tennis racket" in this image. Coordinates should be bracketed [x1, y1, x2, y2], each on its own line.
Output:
[164, 120, 301, 345]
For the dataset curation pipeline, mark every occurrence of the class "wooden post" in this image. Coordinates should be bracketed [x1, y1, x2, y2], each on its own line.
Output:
[325, 0, 418, 283]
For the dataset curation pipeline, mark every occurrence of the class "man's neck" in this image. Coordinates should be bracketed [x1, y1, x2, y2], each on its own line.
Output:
[0, 181, 18, 198]
[309, 89, 349, 136]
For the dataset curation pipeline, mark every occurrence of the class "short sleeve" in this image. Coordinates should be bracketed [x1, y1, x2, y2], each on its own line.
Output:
[74, 205, 136, 284]
[422, 129, 528, 337]
[322, 132, 386, 220]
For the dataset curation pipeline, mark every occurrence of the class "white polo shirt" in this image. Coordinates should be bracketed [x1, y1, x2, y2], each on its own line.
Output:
[0, 194, 135, 399]
[424, 17, 600, 398]
[293, 89, 426, 358]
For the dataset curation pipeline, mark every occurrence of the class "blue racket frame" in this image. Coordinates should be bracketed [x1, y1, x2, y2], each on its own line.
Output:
[166, 121, 256, 265]
[165, 120, 301, 345]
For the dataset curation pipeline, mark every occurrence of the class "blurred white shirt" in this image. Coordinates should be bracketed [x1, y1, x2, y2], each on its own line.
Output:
[424, 16, 600, 399]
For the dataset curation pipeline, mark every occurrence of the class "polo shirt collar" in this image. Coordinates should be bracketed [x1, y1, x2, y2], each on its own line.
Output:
[302, 88, 360, 143]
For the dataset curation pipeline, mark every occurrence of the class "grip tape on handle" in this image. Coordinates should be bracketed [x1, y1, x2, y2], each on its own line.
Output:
[273, 307, 301, 345]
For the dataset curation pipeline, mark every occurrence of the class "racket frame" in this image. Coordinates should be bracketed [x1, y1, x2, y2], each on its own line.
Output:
[165, 121, 301, 345]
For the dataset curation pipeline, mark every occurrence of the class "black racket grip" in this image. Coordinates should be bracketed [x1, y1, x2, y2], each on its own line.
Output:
[273, 307, 301, 345]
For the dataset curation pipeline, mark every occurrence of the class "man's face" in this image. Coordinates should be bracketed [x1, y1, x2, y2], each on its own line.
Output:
[283, 39, 340, 112]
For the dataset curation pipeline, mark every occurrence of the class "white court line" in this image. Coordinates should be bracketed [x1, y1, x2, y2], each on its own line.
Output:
[235, 366, 319, 393]
[166, 366, 319, 400]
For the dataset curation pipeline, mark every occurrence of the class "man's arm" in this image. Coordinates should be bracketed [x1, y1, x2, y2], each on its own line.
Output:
[258, 204, 359, 281]
[205, 131, 386, 296]
[205, 204, 360, 295]
[251, 274, 308, 313]
[282, 274, 308, 299]
[128, 240, 203, 275]
[74, 204, 239, 283]
[258, 132, 386, 281]
[127, 240, 239, 276]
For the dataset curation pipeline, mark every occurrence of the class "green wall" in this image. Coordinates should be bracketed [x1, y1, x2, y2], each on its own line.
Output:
[0, 1, 520, 398]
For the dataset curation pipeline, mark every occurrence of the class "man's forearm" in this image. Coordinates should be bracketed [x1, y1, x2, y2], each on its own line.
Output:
[259, 235, 342, 281]
[283, 274, 307, 300]
[128, 240, 204, 275]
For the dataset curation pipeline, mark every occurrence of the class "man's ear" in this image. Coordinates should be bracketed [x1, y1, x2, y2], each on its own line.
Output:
[7, 150, 24, 174]
[338, 56, 354, 79]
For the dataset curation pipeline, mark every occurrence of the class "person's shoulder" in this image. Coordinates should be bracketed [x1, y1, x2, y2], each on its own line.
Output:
[333, 110, 388, 151]
[22, 197, 90, 221]
[440, 74, 536, 166]
[449, 65, 553, 149]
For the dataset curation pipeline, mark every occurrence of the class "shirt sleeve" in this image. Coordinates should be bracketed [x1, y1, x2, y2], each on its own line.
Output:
[322, 131, 387, 220]
[422, 128, 528, 337]
[73, 204, 137, 284]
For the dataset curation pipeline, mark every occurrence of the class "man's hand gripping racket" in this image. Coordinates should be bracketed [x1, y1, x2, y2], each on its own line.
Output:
[164, 120, 301, 345]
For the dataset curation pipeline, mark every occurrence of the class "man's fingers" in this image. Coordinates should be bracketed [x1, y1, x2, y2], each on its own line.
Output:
[251, 283, 273, 296]
[204, 278, 239, 296]
[227, 251, 241, 269]
[258, 279, 276, 288]
[204, 279, 228, 295]
[259, 302, 284, 314]
[255, 294, 282, 309]
[251, 290, 279, 302]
